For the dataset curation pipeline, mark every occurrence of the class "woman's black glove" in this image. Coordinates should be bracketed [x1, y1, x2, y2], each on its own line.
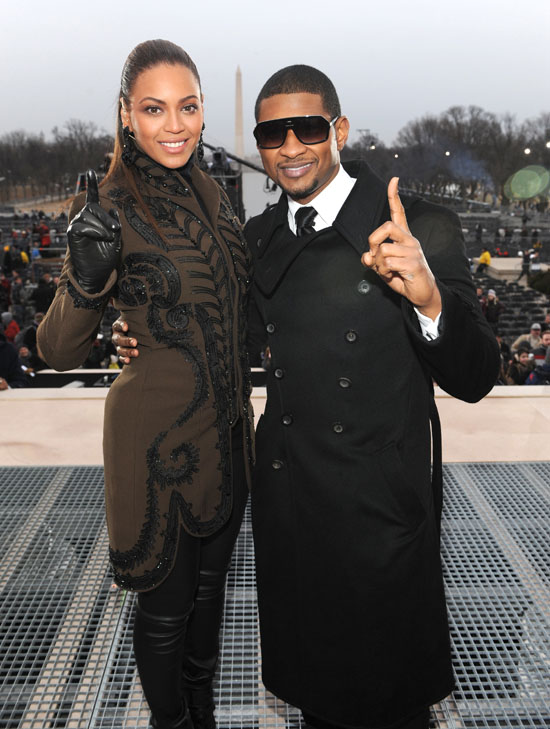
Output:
[67, 169, 121, 294]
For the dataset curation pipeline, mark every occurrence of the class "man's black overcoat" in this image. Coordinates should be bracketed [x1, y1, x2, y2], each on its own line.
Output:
[244, 161, 499, 729]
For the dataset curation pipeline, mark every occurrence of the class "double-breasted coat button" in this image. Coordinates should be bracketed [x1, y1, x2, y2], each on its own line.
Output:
[266, 322, 276, 334]
[281, 414, 293, 426]
[274, 368, 285, 379]
[345, 330, 358, 343]
[272, 459, 284, 470]
[357, 280, 370, 295]
[339, 377, 352, 389]
[332, 422, 344, 434]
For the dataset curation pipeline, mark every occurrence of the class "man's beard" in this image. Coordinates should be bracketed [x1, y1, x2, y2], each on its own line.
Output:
[279, 176, 320, 202]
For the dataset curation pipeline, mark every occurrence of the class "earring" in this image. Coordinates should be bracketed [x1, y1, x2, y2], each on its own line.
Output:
[122, 125, 133, 165]
[197, 123, 205, 162]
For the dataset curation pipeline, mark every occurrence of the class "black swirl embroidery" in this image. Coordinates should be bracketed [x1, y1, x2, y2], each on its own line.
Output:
[106, 146, 254, 590]
[66, 282, 109, 311]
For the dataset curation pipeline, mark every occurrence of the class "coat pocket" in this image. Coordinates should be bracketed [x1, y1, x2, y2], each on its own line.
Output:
[376, 442, 427, 532]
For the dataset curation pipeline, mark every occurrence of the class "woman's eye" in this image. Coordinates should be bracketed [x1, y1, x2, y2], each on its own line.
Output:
[183, 104, 198, 113]
[145, 106, 161, 114]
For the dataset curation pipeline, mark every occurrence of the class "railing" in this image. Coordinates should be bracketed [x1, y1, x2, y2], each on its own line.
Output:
[32, 368, 268, 389]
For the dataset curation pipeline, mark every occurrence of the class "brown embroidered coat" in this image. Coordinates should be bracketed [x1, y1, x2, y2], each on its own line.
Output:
[38, 143, 254, 591]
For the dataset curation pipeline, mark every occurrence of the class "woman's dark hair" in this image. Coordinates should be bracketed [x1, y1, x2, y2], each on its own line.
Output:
[254, 64, 341, 121]
[103, 39, 201, 189]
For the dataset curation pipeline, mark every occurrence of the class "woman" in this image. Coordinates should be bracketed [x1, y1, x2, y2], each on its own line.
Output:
[481, 288, 504, 334]
[37, 40, 253, 729]
[505, 347, 534, 384]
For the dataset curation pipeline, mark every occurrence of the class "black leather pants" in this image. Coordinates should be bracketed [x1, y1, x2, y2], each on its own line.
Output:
[133, 432, 249, 726]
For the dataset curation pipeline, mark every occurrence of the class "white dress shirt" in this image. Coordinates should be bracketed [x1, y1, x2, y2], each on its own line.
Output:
[286, 165, 441, 340]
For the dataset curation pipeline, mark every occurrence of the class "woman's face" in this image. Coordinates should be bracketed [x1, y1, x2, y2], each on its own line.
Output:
[123, 63, 203, 169]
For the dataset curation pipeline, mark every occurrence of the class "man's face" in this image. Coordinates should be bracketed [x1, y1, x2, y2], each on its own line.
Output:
[541, 333, 550, 347]
[531, 328, 541, 338]
[256, 92, 349, 204]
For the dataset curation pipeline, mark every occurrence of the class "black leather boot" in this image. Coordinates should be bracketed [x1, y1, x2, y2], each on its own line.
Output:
[150, 705, 194, 729]
[181, 568, 226, 729]
[182, 686, 216, 729]
[134, 604, 193, 729]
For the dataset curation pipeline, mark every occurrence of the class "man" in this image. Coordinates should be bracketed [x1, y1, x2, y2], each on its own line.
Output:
[114, 66, 499, 729]
[531, 329, 550, 366]
[476, 246, 491, 274]
[0, 323, 29, 389]
[511, 322, 542, 353]
[31, 272, 55, 313]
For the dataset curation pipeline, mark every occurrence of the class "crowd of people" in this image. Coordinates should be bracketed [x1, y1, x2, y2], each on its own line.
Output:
[0, 221, 119, 387]
[475, 284, 550, 385]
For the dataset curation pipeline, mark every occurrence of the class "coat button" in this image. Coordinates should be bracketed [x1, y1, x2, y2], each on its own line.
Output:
[257, 238, 262, 248]
[272, 459, 284, 470]
[332, 422, 344, 434]
[274, 368, 285, 379]
[339, 377, 352, 389]
[357, 280, 370, 295]
[281, 414, 293, 426]
[345, 330, 358, 343]
[266, 322, 276, 334]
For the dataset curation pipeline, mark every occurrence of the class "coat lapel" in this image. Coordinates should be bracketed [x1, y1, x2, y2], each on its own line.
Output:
[253, 195, 321, 295]
[253, 162, 392, 296]
[333, 161, 390, 256]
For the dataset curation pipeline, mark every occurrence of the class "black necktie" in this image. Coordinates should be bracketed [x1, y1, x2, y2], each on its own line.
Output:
[295, 206, 317, 237]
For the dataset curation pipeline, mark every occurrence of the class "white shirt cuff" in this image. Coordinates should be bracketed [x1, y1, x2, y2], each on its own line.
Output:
[415, 308, 441, 341]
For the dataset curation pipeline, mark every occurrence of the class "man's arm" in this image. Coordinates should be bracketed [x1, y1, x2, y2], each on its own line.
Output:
[363, 179, 499, 403]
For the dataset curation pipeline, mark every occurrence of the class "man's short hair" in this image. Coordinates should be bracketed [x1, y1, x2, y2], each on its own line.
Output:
[254, 65, 341, 121]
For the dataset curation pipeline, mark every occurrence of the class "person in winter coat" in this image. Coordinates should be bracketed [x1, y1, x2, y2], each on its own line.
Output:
[0, 326, 28, 389]
[1, 311, 20, 343]
[37, 40, 253, 729]
[481, 289, 504, 334]
[114, 65, 499, 729]
[505, 348, 534, 384]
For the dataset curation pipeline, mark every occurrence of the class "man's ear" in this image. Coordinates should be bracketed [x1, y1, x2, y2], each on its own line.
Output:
[335, 116, 350, 151]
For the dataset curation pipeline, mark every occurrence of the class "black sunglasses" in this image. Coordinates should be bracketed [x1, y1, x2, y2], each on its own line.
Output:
[253, 115, 339, 149]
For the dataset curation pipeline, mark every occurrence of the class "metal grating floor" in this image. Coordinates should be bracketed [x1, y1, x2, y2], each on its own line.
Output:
[0, 463, 548, 729]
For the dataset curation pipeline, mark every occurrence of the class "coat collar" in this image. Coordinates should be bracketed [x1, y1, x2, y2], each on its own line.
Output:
[122, 136, 221, 223]
[254, 160, 390, 295]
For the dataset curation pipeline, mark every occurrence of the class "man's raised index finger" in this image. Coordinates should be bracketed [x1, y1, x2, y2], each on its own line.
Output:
[86, 169, 100, 206]
[388, 177, 410, 233]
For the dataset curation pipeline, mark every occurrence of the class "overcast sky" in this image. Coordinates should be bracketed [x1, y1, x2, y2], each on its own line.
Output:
[1, 0, 549, 155]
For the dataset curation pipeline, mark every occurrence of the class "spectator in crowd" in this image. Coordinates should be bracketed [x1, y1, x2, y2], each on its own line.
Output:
[20, 312, 47, 370]
[531, 330, 550, 365]
[31, 273, 55, 313]
[476, 286, 486, 306]
[0, 323, 29, 389]
[0, 272, 11, 308]
[37, 221, 51, 256]
[540, 312, 550, 332]
[9, 276, 26, 325]
[482, 289, 504, 334]
[505, 347, 534, 385]
[525, 346, 550, 385]
[475, 223, 483, 243]
[512, 323, 542, 353]
[1, 311, 20, 343]
[495, 334, 511, 385]
[476, 246, 491, 274]
[84, 334, 107, 369]
[516, 250, 532, 283]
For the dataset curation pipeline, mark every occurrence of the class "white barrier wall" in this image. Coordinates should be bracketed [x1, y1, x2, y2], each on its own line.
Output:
[1, 386, 549, 466]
